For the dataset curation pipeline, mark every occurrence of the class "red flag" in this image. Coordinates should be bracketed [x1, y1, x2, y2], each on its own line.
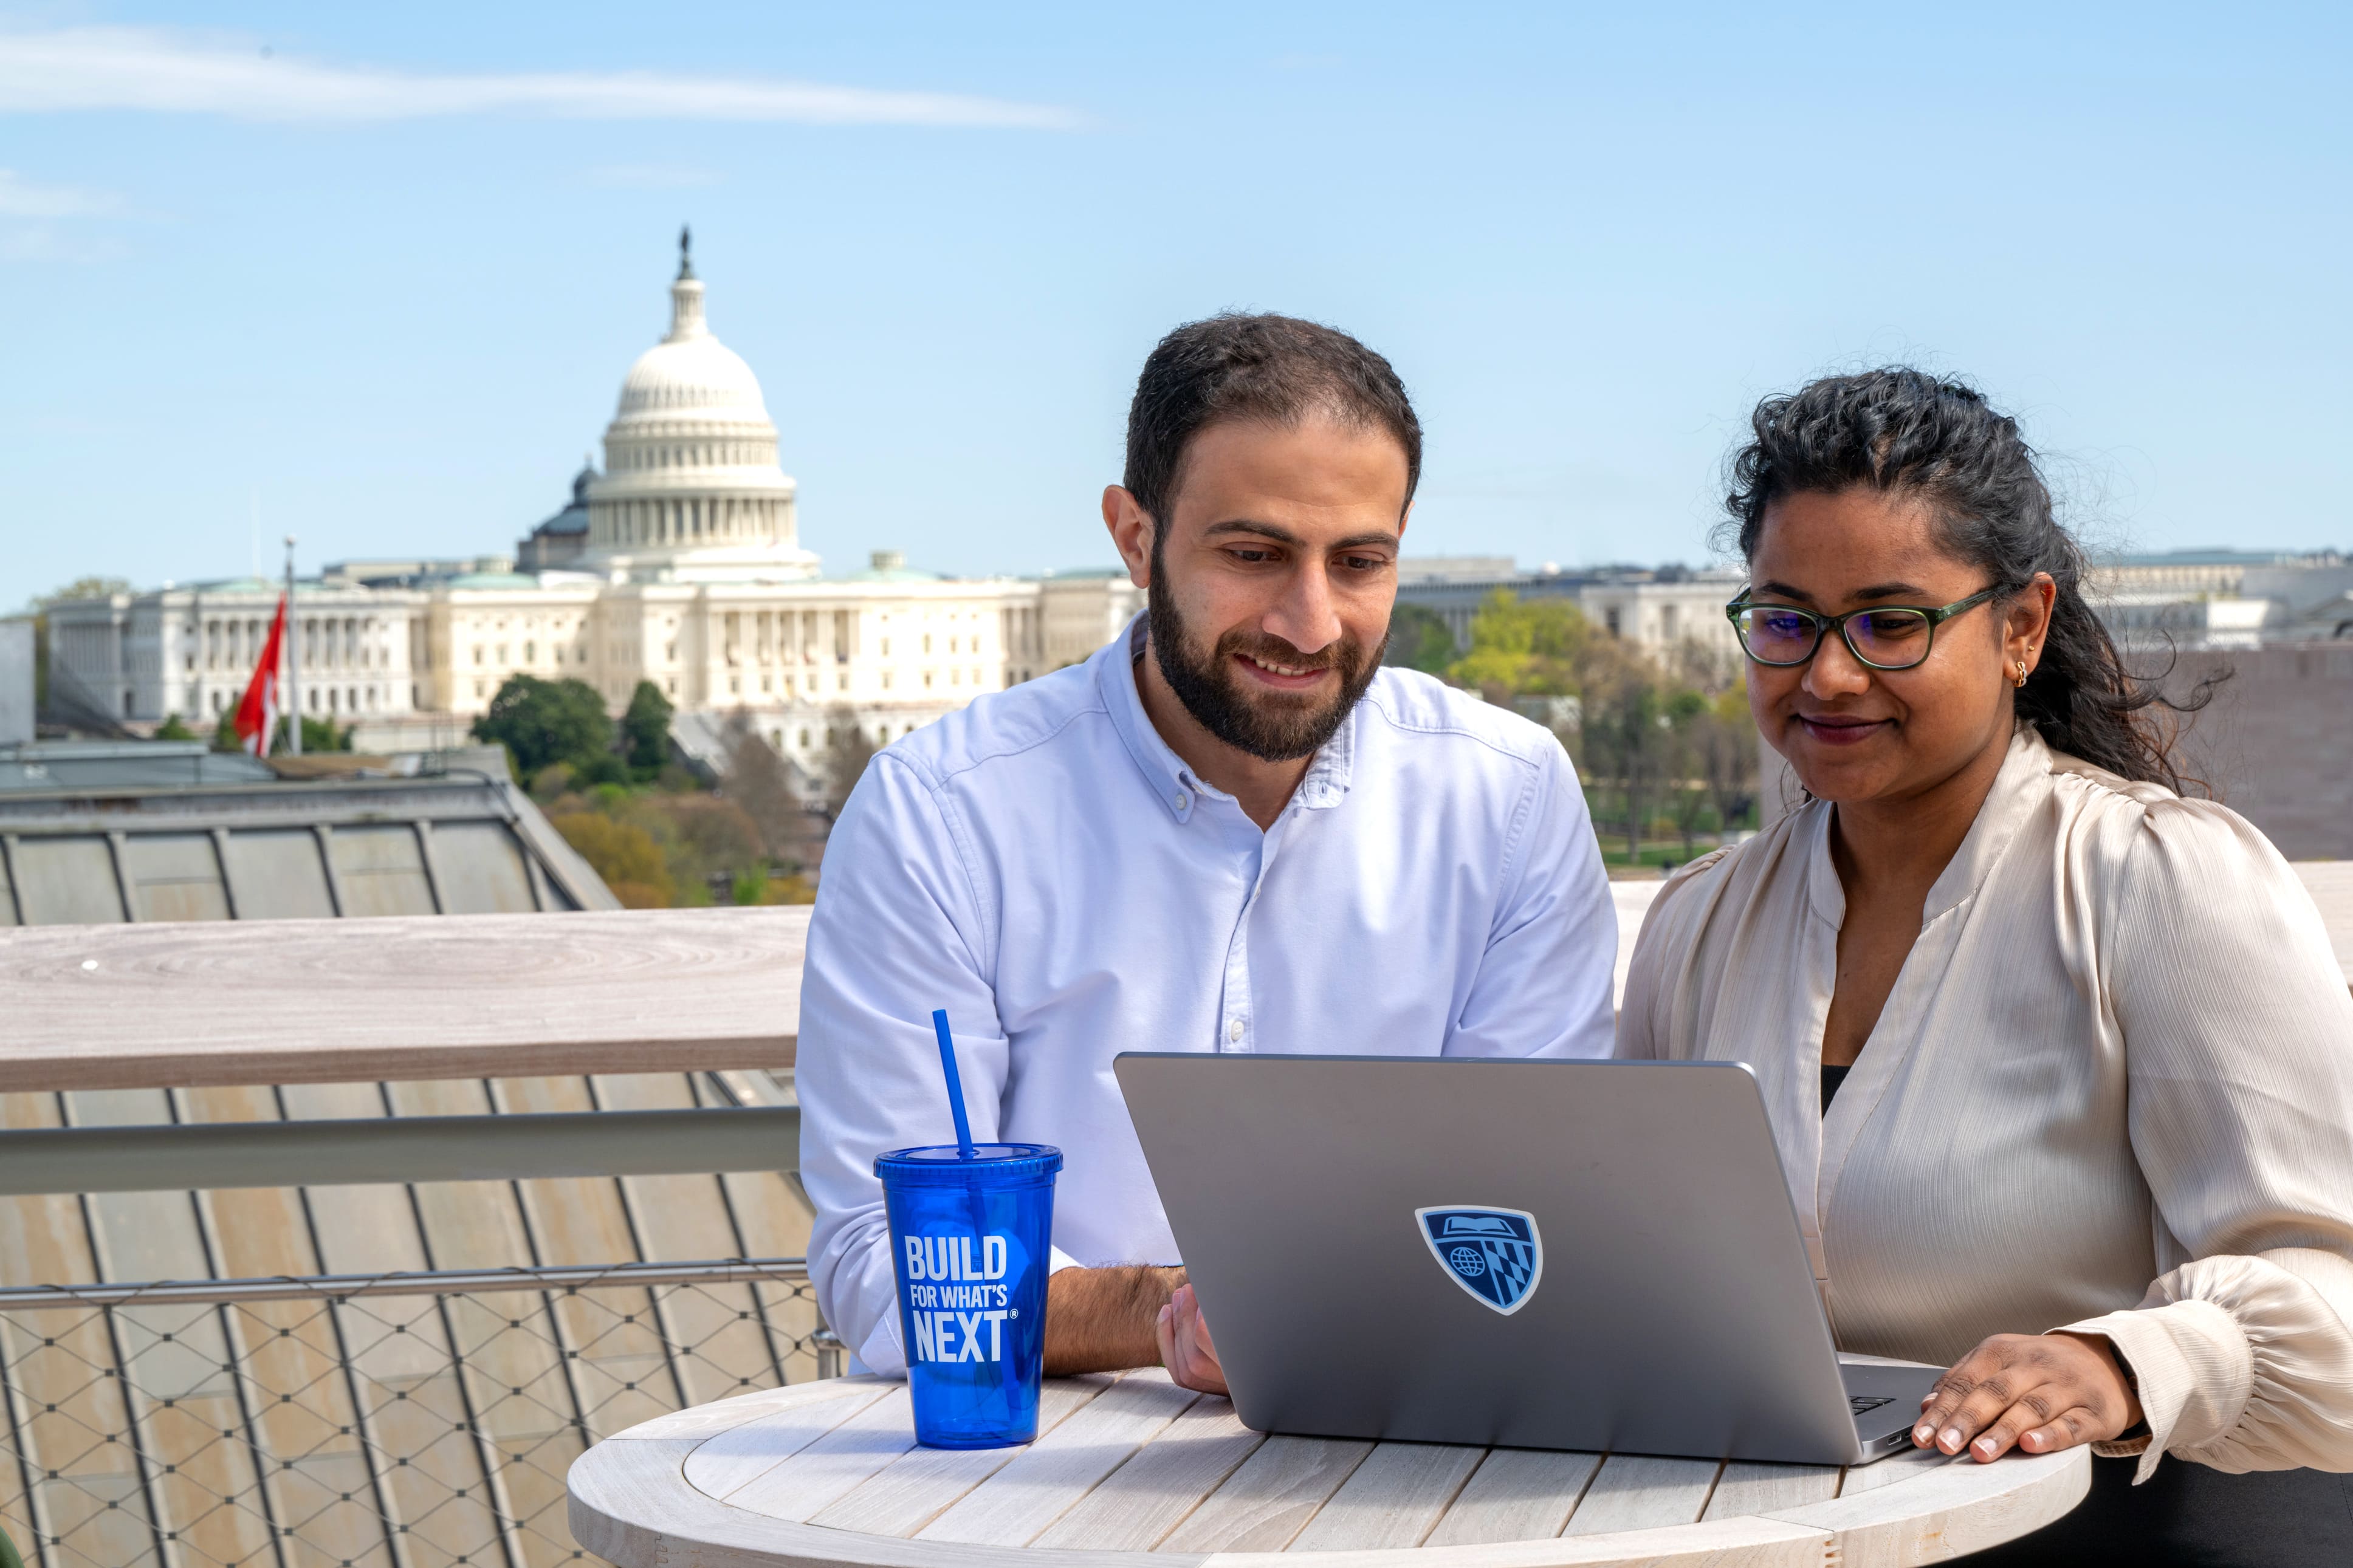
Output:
[233, 596, 289, 758]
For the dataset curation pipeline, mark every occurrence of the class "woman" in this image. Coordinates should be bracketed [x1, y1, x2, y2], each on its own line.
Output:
[1619, 368, 2353, 1561]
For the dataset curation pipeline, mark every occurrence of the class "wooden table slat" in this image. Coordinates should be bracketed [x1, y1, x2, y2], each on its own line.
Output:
[724, 1385, 924, 1524]
[1029, 1397, 1266, 1553]
[917, 1371, 1201, 1547]
[570, 1376, 2095, 1567]
[1156, 1434, 1374, 1555]
[1702, 1460, 1841, 1521]
[1420, 1446, 1604, 1549]
[608, 1379, 862, 1443]
[1558, 1454, 1723, 1537]
[810, 1376, 1117, 1539]
[683, 1383, 893, 1502]
[1833, 1446, 1949, 1496]
[1763, 1449, 2087, 1567]
[1284, 1441, 1488, 1552]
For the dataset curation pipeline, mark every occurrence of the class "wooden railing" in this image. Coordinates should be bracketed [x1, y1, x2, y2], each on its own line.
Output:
[0, 903, 809, 1092]
[0, 868, 2342, 1195]
[0, 903, 810, 1193]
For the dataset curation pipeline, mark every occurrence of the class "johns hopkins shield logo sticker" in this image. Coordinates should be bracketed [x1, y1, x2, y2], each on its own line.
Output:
[1416, 1207, 1543, 1315]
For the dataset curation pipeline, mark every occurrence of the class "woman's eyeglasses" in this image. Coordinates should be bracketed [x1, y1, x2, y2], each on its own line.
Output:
[1724, 587, 2003, 671]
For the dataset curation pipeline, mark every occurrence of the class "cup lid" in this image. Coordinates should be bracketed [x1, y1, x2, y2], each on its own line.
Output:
[874, 1143, 1063, 1183]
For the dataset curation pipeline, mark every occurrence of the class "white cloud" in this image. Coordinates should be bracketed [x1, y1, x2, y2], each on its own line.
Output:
[0, 225, 128, 263]
[0, 168, 121, 217]
[0, 27, 1080, 128]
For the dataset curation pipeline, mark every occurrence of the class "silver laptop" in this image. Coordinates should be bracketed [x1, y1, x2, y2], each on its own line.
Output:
[1114, 1053, 1937, 1465]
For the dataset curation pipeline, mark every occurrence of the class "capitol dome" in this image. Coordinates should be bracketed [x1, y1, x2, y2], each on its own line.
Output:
[582, 231, 817, 582]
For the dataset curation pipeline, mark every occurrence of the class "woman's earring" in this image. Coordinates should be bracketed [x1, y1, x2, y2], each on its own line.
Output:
[2013, 659, 2030, 688]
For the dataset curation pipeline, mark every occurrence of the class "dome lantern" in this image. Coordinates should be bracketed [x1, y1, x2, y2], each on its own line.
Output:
[667, 225, 708, 342]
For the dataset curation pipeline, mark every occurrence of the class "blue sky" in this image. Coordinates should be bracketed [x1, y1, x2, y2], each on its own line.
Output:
[4, 2, 2348, 609]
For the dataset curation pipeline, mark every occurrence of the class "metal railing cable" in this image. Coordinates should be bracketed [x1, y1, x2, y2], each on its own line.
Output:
[0, 1258, 840, 1568]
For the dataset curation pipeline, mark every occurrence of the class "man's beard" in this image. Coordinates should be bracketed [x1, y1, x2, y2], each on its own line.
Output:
[1146, 564, 1385, 764]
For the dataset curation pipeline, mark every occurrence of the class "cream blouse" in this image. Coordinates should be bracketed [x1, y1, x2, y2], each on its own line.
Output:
[1618, 726, 2353, 1479]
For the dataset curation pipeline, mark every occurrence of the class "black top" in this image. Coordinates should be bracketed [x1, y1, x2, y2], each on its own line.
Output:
[1821, 1063, 1852, 1113]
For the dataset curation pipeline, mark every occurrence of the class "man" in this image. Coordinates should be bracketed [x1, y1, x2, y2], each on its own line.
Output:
[799, 313, 1616, 1392]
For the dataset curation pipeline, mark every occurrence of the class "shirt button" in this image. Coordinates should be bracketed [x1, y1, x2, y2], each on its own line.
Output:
[1173, 791, 1189, 811]
[1226, 1018, 1245, 1043]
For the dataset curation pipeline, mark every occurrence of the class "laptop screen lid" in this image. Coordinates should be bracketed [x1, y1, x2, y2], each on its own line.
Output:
[1114, 1053, 1865, 1464]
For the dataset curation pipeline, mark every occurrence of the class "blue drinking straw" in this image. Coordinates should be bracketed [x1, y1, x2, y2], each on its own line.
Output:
[932, 1008, 978, 1159]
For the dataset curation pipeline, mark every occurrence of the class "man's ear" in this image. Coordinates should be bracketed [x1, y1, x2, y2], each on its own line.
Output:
[1103, 485, 1154, 589]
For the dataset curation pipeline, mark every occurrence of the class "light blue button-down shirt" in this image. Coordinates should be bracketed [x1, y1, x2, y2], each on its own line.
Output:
[798, 619, 1618, 1372]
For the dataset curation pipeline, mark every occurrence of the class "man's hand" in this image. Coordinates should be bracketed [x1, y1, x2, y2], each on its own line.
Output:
[1914, 1332, 2142, 1462]
[1043, 1265, 1186, 1375]
[1155, 1282, 1228, 1396]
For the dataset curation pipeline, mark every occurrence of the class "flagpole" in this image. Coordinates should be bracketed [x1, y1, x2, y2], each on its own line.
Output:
[283, 536, 301, 756]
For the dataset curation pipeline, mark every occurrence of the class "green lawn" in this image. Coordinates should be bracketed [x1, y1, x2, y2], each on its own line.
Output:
[1598, 839, 1724, 872]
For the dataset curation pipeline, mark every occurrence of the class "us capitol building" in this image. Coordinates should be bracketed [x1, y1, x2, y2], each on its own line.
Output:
[49, 239, 1142, 772]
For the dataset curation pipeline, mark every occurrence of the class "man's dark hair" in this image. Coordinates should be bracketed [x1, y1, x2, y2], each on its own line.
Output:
[1122, 313, 1421, 527]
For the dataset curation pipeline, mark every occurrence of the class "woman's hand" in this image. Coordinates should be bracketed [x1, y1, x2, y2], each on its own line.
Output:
[1155, 1282, 1228, 1396]
[1914, 1332, 2142, 1462]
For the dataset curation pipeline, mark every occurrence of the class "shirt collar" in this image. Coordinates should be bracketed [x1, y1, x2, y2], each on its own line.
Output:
[1920, 724, 2053, 923]
[1802, 722, 2056, 929]
[1096, 612, 1358, 823]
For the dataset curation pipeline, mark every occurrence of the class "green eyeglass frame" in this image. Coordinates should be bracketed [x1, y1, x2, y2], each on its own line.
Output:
[1724, 586, 2004, 671]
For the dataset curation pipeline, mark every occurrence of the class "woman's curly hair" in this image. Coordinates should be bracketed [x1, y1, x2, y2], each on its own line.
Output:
[1718, 367, 2212, 792]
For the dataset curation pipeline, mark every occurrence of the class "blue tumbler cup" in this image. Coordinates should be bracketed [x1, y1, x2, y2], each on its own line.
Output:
[876, 1142, 1063, 1448]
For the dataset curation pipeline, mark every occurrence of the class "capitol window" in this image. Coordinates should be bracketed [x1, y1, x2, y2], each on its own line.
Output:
[473, 646, 484, 665]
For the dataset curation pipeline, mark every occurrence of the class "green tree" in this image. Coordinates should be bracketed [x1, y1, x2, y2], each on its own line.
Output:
[1696, 686, 1760, 837]
[1446, 591, 1595, 700]
[1381, 603, 1458, 675]
[208, 711, 351, 755]
[1579, 646, 1670, 864]
[549, 811, 673, 908]
[657, 794, 765, 900]
[1662, 688, 1715, 857]
[822, 705, 879, 820]
[154, 713, 196, 741]
[620, 680, 675, 778]
[31, 577, 130, 606]
[721, 709, 808, 868]
[470, 675, 614, 778]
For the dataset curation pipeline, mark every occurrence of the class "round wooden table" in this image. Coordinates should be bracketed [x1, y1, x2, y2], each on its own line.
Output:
[569, 1371, 2089, 1567]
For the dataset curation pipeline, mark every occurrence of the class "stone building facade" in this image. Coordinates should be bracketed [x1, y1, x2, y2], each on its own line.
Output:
[49, 244, 1137, 774]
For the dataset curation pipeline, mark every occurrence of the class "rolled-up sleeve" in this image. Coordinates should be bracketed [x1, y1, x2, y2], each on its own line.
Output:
[798, 755, 1005, 1376]
[2057, 799, 2353, 1479]
[1446, 742, 1618, 1061]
